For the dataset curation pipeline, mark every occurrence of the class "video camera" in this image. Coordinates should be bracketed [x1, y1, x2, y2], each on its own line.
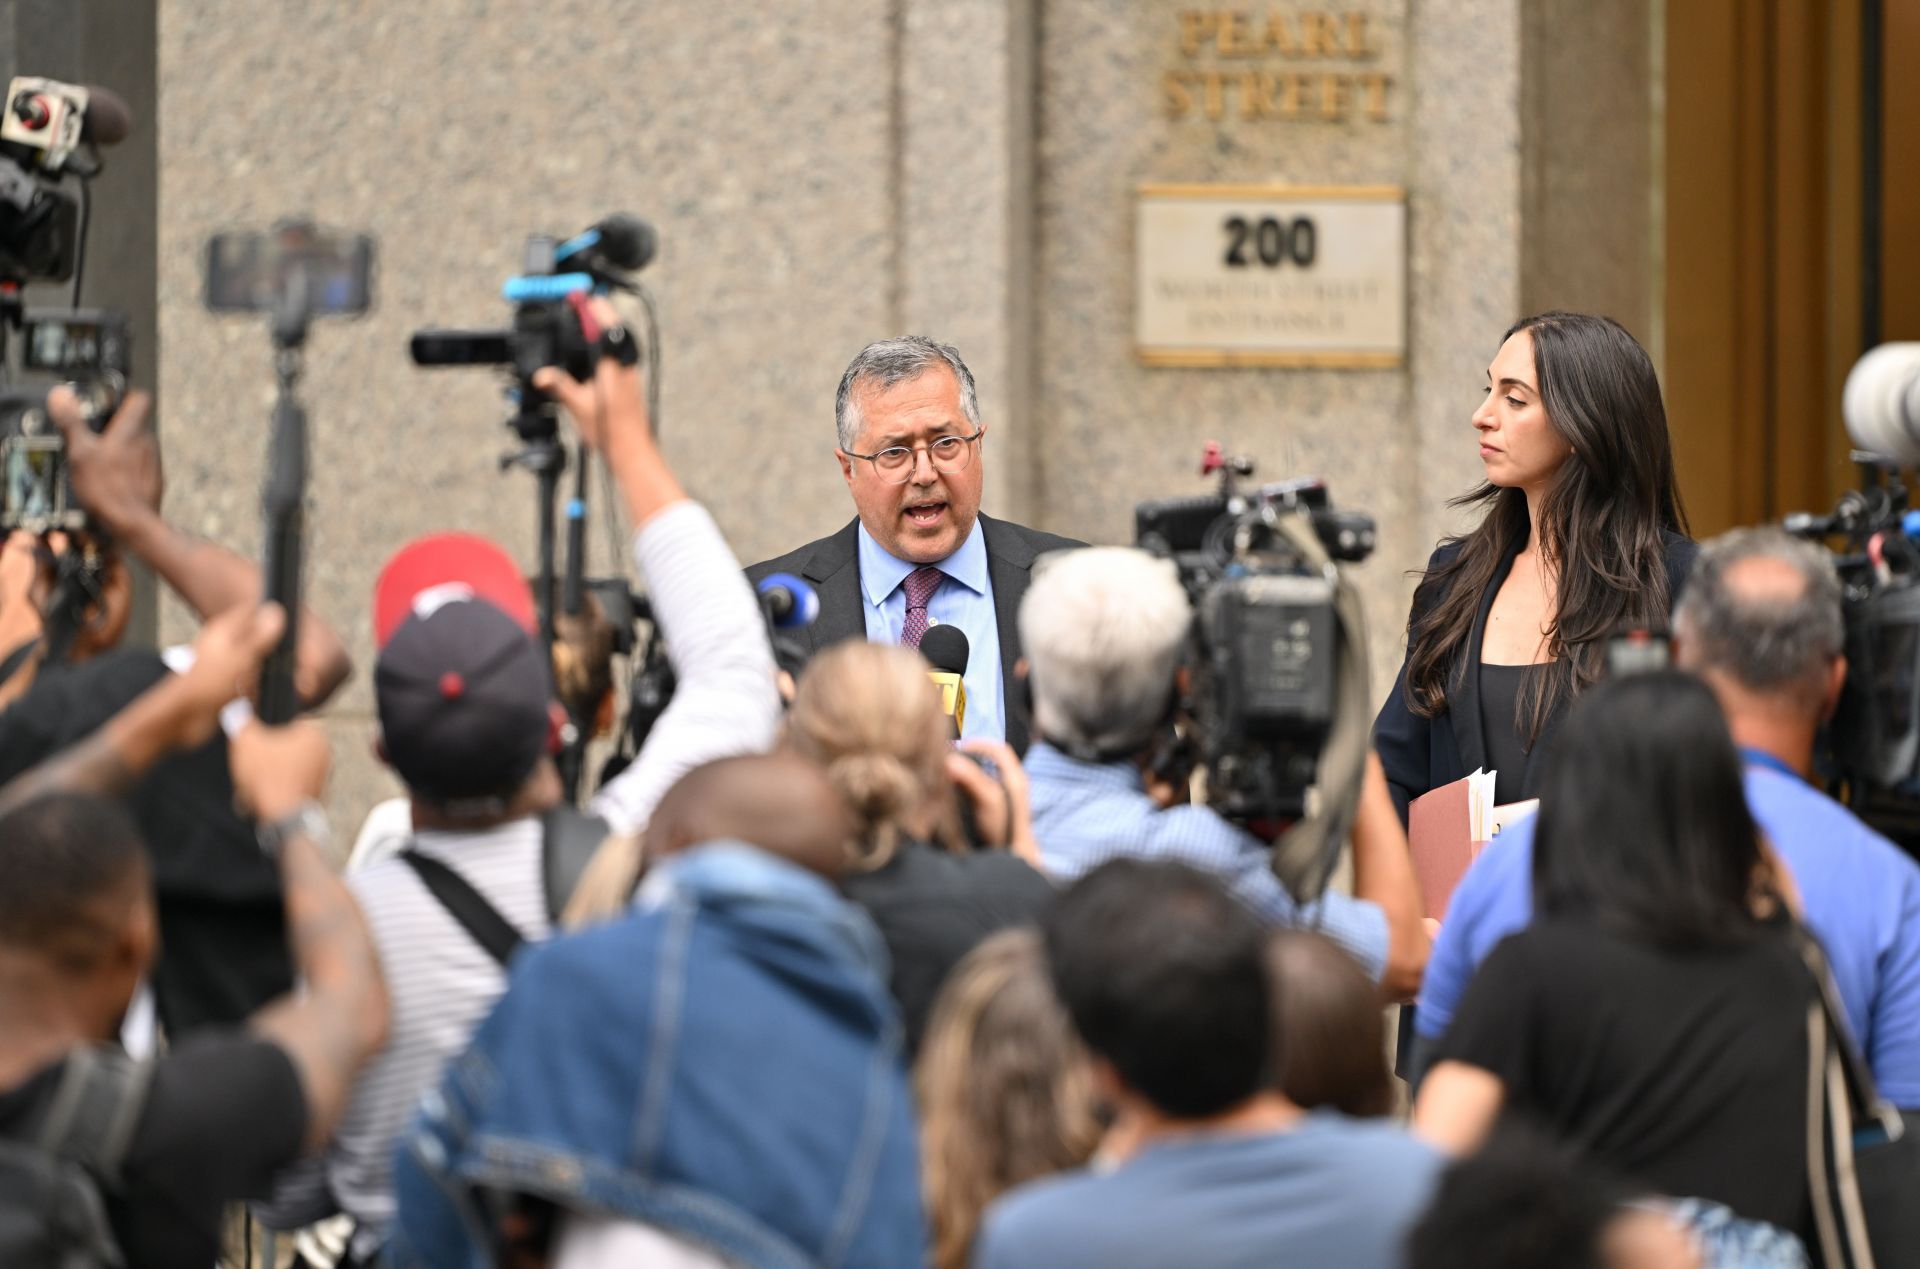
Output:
[1135, 445, 1377, 901]
[409, 214, 658, 436]
[0, 77, 135, 537]
[1785, 344, 1920, 851]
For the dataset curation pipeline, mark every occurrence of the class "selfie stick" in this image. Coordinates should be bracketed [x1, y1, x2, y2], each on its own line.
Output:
[256, 275, 310, 726]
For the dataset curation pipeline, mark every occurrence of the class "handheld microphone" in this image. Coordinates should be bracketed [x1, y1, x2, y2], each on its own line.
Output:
[919, 624, 969, 736]
[756, 573, 820, 630]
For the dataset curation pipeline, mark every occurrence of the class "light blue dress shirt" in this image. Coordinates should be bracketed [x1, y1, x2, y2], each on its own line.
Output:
[1024, 741, 1391, 982]
[855, 519, 1005, 743]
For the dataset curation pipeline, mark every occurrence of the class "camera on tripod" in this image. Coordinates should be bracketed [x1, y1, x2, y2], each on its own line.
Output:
[407, 216, 663, 796]
[1135, 446, 1376, 870]
[1786, 344, 1920, 850]
[0, 77, 135, 536]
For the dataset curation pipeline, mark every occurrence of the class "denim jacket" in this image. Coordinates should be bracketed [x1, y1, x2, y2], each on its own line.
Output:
[387, 841, 929, 1268]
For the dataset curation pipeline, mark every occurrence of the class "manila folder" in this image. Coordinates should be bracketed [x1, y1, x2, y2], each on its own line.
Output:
[1408, 774, 1485, 920]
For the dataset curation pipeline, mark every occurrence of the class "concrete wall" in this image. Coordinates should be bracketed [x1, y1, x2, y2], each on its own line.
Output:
[1519, 0, 1658, 345]
[150, 0, 1650, 833]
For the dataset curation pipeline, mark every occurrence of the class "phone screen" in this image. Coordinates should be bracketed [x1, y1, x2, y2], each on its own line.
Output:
[1, 436, 70, 530]
[205, 226, 374, 315]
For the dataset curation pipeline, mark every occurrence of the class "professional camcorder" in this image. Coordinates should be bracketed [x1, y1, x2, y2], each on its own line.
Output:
[1785, 343, 1920, 850]
[409, 214, 658, 415]
[1135, 445, 1377, 900]
[0, 77, 134, 536]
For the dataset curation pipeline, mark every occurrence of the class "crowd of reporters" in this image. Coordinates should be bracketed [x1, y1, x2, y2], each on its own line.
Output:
[0, 306, 1915, 1269]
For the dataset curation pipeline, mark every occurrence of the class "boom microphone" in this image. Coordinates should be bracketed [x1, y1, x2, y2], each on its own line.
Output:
[556, 213, 657, 274]
[919, 624, 969, 736]
[80, 85, 132, 146]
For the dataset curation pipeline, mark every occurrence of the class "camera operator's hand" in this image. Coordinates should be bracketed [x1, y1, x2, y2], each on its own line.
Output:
[947, 738, 1046, 871]
[48, 386, 163, 540]
[173, 601, 287, 749]
[0, 532, 48, 708]
[0, 531, 43, 627]
[530, 297, 688, 529]
[530, 297, 648, 455]
[230, 717, 331, 822]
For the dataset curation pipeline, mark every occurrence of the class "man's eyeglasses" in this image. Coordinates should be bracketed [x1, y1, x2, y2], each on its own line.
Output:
[842, 428, 983, 484]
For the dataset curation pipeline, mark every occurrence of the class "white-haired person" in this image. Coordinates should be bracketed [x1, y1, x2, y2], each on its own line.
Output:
[1019, 548, 1427, 999]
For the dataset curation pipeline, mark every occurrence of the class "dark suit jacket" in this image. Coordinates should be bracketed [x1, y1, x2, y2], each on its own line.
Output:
[747, 513, 1085, 752]
[1373, 529, 1699, 824]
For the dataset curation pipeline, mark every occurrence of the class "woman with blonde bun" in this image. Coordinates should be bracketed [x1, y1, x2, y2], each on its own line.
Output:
[787, 640, 1055, 1053]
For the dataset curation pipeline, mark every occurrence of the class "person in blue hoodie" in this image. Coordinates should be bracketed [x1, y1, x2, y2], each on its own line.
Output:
[387, 752, 928, 1269]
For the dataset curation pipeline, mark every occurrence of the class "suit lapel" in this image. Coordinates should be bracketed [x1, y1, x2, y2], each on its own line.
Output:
[799, 520, 867, 654]
[980, 514, 1040, 752]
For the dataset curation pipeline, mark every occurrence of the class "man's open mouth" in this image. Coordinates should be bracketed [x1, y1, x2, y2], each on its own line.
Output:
[904, 500, 948, 527]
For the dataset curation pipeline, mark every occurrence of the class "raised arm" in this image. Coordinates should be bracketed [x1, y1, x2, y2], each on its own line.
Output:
[532, 305, 782, 923]
[50, 387, 353, 709]
[0, 601, 287, 814]
[1349, 749, 1430, 1001]
[236, 720, 390, 1153]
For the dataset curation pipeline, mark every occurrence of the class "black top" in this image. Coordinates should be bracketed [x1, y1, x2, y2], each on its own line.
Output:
[841, 840, 1056, 1054]
[1477, 662, 1548, 807]
[0, 649, 293, 1032]
[746, 514, 1086, 754]
[1436, 920, 1813, 1234]
[1374, 531, 1699, 824]
[0, 1034, 306, 1268]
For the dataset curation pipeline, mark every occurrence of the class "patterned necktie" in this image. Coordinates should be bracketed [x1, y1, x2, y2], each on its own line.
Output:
[900, 566, 945, 650]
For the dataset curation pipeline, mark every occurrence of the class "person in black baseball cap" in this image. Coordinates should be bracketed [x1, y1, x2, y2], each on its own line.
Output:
[258, 533, 569, 1259]
[372, 533, 562, 820]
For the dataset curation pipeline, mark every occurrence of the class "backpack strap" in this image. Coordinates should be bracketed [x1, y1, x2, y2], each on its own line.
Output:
[37, 1047, 154, 1187]
[399, 850, 526, 968]
[540, 805, 610, 922]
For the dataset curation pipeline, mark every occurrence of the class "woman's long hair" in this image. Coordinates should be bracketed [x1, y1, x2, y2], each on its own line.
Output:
[785, 640, 960, 868]
[1405, 312, 1688, 740]
[917, 929, 1103, 1269]
[1532, 671, 1768, 948]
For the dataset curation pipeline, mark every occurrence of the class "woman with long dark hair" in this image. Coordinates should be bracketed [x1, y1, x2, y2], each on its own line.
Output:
[1374, 312, 1695, 814]
[1411, 671, 1813, 1247]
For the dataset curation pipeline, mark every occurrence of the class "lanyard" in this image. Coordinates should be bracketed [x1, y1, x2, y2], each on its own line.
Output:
[1739, 747, 1802, 781]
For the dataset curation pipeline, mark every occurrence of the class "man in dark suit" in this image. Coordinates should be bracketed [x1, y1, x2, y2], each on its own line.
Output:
[748, 337, 1080, 751]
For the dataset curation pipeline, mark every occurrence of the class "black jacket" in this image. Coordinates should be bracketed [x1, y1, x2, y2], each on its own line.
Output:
[1373, 530, 1699, 823]
[747, 513, 1084, 752]
[840, 840, 1055, 1055]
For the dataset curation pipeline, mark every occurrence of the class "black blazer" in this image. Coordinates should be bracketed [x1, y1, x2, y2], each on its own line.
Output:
[1373, 530, 1699, 824]
[746, 513, 1084, 752]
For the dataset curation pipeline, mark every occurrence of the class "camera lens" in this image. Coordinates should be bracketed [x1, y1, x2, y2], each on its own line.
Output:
[1843, 343, 1920, 466]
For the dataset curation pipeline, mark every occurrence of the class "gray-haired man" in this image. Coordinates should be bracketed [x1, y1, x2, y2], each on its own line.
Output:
[748, 337, 1080, 750]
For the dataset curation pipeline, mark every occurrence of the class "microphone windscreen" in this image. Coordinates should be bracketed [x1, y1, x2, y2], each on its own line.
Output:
[80, 86, 132, 145]
[595, 214, 658, 271]
[756, 572, 819, 629]
[919, 624, 970, 676]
